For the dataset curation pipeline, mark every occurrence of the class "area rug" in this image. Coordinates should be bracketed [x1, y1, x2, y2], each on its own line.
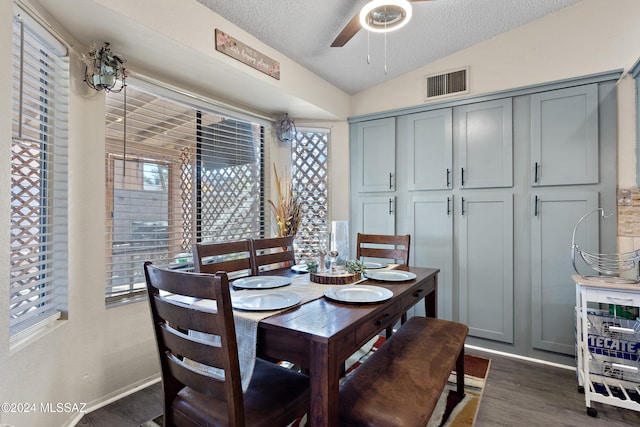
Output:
[142, 336, 490, 427]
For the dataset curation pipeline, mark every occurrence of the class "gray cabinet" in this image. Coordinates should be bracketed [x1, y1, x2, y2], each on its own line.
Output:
[407, 194, 453, 320]
[407, 99, 512, 190]
[407, 109, 453, 191]
[350, 75, 616, 363]
[457, 98, 513, 189]
[354, 196, 396, 236]
[531, 191, 599, 355]
[458, 193, 514, 343]
[354, 118, 396, 192]
[531, 84, 599, 186]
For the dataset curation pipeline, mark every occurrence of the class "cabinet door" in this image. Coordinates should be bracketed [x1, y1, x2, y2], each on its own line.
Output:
[457, 98, 513, 189]
[531, 84, 598, 186]
[531, 191, 598, 355]
[354, 118, 396, 192]
[408, 195, 454, 320]
[354, 196, 396, 235]
[458, 193, 513, 343]
[407, 109, 453, 191]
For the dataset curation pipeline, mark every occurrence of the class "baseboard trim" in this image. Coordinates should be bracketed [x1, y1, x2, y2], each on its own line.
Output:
[67, 375, 161, 426]
[465, 344, 574, 371]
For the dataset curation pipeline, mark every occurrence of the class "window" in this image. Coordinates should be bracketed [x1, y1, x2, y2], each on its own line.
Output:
[105, 81, 264, 304]
[292, 129, 329, 261]
[10, 11, 69, 336]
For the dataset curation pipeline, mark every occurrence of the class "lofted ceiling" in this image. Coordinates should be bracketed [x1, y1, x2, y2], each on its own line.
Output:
[31, 0, 585, 120]
[197, 0, 585, 95]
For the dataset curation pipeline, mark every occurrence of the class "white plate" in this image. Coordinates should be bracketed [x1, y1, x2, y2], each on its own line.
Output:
[365, 270, 417, 282]
[231, 290, 301, 311]
[364, 262, 388, 269]
[291, 264, 309, 273]
[232, 276, 291, 289]
[324, 285, 393, 304]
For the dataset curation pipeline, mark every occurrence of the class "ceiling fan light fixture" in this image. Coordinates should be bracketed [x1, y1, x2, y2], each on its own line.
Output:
[359, 0, 413, 33]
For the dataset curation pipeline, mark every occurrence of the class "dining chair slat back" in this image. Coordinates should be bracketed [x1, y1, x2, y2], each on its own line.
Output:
[356, 233, 411, 337]
[192, 240, 253, 278]
[144, 262, 310, 427]
[144, 262, 243, 425]
[251, 235, 296, 274]
[154, 299, 227, 367]
[356, 233, 411, 265]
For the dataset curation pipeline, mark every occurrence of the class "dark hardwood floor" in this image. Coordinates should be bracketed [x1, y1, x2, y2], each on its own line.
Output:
[472, 349, 640, 426]
[77, 348, 640, 426]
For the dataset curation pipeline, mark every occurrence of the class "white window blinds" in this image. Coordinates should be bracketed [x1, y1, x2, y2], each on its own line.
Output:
[10, 12, 69, 336]
[105, 81, 264, 303]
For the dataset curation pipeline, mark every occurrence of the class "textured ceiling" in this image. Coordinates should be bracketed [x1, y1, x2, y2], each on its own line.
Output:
[197, 0, 585, 95]
[33, 0, 586, 120]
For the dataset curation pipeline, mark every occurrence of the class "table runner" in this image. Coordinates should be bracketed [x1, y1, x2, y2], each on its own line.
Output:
[192, 265, 397, 391]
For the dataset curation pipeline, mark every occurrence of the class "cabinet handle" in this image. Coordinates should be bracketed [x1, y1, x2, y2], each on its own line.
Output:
[461, 167, 465, 186]
[375, 313, 393, 327]
[446, 168, 451, 187]
[447, 196, 451, 216]
[389, 198, 393, 215]
[461, 197, 465, 215]
[534, 162, 539, 184]
[389, 172, 393, 190]
[534, 195, 539, 217]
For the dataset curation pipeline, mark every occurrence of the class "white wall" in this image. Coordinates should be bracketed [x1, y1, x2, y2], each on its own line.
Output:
[2, 0, 640, 425]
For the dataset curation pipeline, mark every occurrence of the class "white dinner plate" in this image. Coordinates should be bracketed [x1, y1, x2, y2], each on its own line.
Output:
[364, 270, 417, 282]
[231, 290, 301, 311]
[232, 276, 291, 289]
[291, 264, 309, 273]
[363, 262, 388, 269]
[324, 285, 393, 304]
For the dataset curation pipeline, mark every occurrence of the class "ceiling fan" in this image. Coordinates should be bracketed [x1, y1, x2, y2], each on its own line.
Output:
[331, 0, 432, 47]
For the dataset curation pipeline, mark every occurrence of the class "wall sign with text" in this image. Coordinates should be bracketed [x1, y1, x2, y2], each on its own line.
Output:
[215, 29, 280, 80]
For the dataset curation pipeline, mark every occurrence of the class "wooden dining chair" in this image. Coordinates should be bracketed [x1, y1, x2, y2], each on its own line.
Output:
[192, 239, 253, 279]
[356, 233, 411, 266]
[250, 235, 296, 275]
[357, 233, 411, 336]
[143, 262, 310, 427]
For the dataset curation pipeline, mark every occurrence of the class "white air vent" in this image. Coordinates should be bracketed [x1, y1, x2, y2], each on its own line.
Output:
[424, 67, 469, 101]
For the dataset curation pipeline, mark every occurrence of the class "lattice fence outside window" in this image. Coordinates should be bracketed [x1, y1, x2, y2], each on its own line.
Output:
[292, 130, 329, 262]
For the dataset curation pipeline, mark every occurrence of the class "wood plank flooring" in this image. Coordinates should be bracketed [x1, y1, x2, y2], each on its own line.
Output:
[78, 348, 640, 426]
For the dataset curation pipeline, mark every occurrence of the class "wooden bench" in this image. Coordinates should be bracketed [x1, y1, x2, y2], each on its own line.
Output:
[339, 316, 469, 427]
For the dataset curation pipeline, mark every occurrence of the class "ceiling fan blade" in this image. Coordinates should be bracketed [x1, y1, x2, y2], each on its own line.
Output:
[331, 0, 432, 47]
[331, 12, 361, 47]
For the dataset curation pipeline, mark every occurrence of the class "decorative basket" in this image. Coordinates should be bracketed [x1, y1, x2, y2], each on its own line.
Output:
[571, 208, 640, 283]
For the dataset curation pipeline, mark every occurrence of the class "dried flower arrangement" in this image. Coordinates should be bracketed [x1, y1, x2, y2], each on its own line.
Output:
[268, 164, 301, 237]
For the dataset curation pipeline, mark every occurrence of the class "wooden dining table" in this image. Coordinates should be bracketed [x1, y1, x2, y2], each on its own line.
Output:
[255, 265, 439, 427]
